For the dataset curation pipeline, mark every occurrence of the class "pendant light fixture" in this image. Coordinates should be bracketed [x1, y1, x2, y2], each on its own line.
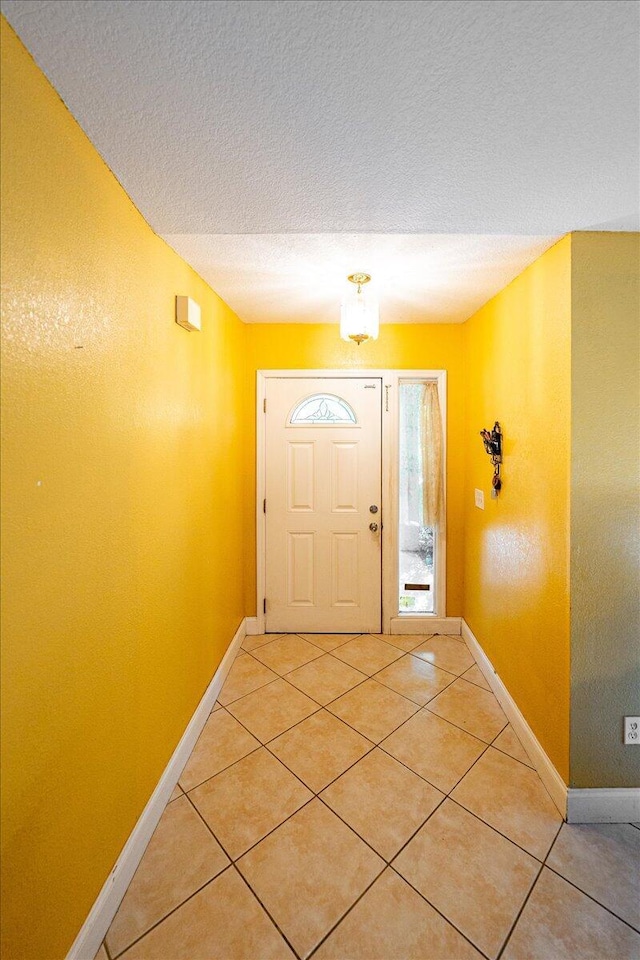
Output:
[340, 273, 379, 345]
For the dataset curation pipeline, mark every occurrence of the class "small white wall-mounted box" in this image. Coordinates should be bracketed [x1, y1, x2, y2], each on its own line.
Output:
[175, 296, 201, 332]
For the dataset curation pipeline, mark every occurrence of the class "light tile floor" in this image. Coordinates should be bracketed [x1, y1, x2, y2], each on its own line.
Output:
[101, 633, 640, 960]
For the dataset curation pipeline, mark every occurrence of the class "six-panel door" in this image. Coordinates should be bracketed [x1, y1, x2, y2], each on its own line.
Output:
[265, 377, 382, 633]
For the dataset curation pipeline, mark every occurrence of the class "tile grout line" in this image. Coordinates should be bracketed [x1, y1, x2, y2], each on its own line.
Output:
[213, 689, 551, 885]
[222, 655, 430, 732]
[106, 792, 239, 955]
[323, 681, 421, 729]
[244, 636, 465, 716]
[232, 652, 434, 750]
[416, 671, 511, 743]
[184, 785, 307, 958]
[185, 735, 480, 959]
[253, 649, 326, 676]
[131, 636, 638, 959]
[432, 742, 565, 863]
[226, 686, 325, 741]
[187, 708, 449, 872]
[496, 861, 544, 960]
[193, 650, 554, 871]
[184, 706, 321, 798]
[490, 740, 535, 771]
[185, 779, 315, 880]
[217, 663, 280, 708]
[179, 737, 264, 793]
[314, 792, 402, 865]
[442, 795, 550, 865]
[111, 786, 277, 957]
[543, 862, 640, 936]
[251, 632, 373, 676]
[303, 862, 389, 960]
[108, 633, 628, 960]
[188, 732, 434, 874]
[185, 711, 440, 887]
[241, 633, 287, 653]
[182, 677, 378, 804]
[231, 862, 303, 960]
[262, 731, 378, 799]
[185, 740, 431, 939]
[294, 632, 364, 653]
[290, 671, 374, 710]
[378, 653, 469, 682]
[386, 863, 494, 960]
[460, 665, 494, 691]
[380, 734, 551, 867]
[183, 789, 240, 862]
[378, 716, 493, 796]
[185, 700, 447, 896]
[377, 792, 449, 862]
[496, 817, 640, 955]
[494, 818, 564, 960]
[284, 647, 439, 705]
[420, 700, 508, 745]
[224, 659, 421, 766]
[105, 638, 522, 957]
[109, 866, 235, 959]
[372, 669, 457, 707]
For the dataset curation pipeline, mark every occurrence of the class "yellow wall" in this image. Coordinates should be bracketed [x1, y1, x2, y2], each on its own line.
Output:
[0, 22, 246, 960]
[243, 323, 466, 619]
[2, 14, 637, 958]
[569, 232, 640, 788]
[462, 237, 572, 781]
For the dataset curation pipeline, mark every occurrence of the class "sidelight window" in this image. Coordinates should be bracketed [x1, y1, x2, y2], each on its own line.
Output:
[398, 381, 444, 615]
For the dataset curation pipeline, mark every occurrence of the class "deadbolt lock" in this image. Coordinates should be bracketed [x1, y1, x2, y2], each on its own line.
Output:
[369, 505, 378, 513]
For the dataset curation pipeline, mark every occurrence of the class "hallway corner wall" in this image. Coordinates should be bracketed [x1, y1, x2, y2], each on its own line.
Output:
[242, 323, 466, 620]
[1, 21, 246, 959]
[462, 236, 572, 782]
[569, 231, 640, 789]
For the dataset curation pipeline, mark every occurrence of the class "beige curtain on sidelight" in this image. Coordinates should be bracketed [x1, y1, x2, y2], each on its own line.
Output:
[421, 381, 444, 529]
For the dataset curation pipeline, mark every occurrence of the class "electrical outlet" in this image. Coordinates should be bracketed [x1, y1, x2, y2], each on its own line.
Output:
[623, 717, 640, 745]
[475, 489, 485, 509]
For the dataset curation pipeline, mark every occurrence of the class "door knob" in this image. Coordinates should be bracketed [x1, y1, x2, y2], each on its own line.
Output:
[369, 522, 379, 532]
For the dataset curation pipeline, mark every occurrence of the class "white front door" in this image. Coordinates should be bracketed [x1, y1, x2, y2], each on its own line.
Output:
[265, 377, 382, 633]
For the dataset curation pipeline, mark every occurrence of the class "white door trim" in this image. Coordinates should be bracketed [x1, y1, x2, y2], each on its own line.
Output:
[256, 369, 447, 635]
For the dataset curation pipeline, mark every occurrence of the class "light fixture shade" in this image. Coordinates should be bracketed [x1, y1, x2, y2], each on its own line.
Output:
[340, 276, 379, 345]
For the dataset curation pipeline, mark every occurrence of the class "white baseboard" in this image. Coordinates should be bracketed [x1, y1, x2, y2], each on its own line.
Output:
[567, 788, 640, 824]
[461, 619, 567, 819]
[390, 616, 461, 636]
[247, 615, 461, 638]
[66, 617, 247, 960]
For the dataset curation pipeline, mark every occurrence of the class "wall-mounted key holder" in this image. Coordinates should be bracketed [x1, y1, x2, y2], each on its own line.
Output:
[480, 421, 503, 496]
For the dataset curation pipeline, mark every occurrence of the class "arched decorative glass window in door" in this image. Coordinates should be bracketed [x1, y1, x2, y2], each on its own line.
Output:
[289, 393, 357, 426]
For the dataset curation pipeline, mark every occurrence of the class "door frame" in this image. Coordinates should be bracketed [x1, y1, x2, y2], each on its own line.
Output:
[256, 369, 447, 635]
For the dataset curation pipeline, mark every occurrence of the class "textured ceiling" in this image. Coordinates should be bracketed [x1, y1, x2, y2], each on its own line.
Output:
[3, 0, 638, 323]
[163, 233, 560, 323]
